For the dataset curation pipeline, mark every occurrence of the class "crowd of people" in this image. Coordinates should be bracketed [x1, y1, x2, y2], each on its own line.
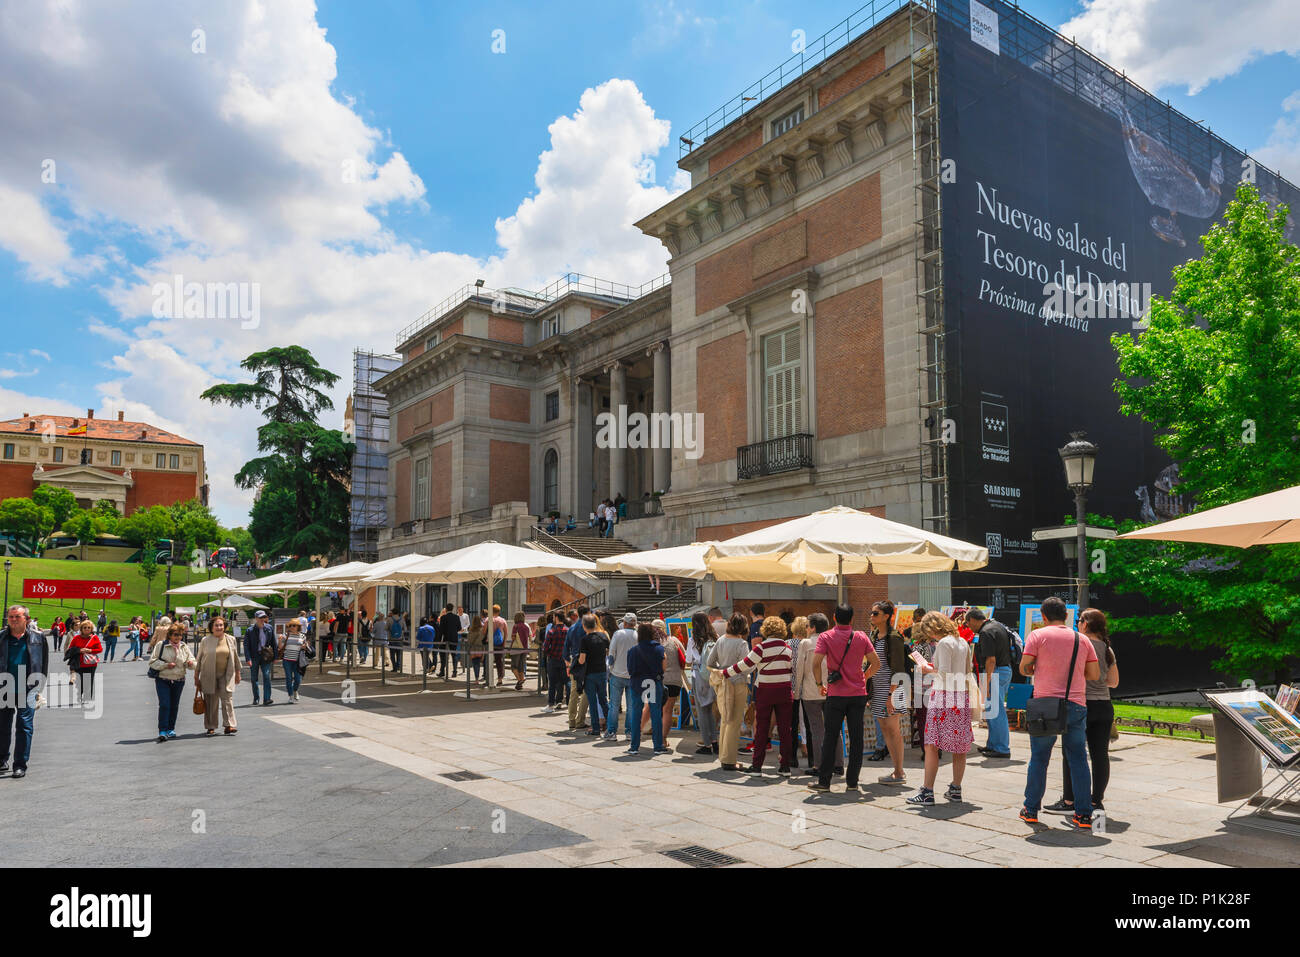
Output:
[0, 594, 1118, 831]
[526, 595, 1117, 831]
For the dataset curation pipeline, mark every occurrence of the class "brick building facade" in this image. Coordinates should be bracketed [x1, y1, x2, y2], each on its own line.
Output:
[0, 410, 207, 514]
[373, 9, 952, 619]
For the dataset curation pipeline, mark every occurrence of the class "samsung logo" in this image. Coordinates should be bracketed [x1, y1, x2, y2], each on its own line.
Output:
[983, 484, 1021, 498]
[50, 887, 151, 937]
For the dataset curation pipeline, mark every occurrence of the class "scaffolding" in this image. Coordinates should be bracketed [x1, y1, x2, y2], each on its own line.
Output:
[911, 0, 948, 535]
[349, 349, 401, 562]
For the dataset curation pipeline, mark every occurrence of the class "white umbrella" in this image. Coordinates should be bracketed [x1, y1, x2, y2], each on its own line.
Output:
[596, 541, 838, 584]
[165, 576, 250, 596]
[704, 505, 989, 602]
[1118, 484, 1300, 547]
[199, 595, 267, 610]
[362, 542, 595, 690]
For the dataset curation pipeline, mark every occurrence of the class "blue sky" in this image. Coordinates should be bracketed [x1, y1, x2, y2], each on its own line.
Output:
[0, 0, 1297, 526]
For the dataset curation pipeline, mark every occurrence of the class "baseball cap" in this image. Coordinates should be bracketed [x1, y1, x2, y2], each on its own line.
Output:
[254, 610, 268, 619]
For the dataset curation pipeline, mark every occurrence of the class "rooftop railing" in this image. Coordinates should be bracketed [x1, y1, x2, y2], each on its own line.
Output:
[678, 0, 910, 158]
[396, 272, 671, 349]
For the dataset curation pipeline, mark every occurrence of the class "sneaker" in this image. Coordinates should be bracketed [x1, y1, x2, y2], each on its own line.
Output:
[694, 744, 714, 755]
[778, 765, 792, 776]
[1067, 813, 1093, 831]
[906, 788, 935, 807]
[807, 782, 832, 793]
[156, 735, 166, 743]
[652, 748, 672, 756]
[1043, 799, 1074, 815]
[982, 751, 1011, 759]
[742, 765, 763, 774]
[1018, 807, 1039, 824]
[945, 784, 963, 802]
[165, 730, 177, 740]
[1092, 801, 1105, 811]
[263, 699, 274, 706]
[623, 748, 640, 755]
[11, 768, 24, 779]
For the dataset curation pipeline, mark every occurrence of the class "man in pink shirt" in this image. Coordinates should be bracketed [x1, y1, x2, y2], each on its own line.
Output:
[1018, 597, 1100, 830]
[806, 604, 882, 794]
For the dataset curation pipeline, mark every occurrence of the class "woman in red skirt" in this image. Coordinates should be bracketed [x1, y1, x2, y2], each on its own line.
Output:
[906, 612, 974, 807]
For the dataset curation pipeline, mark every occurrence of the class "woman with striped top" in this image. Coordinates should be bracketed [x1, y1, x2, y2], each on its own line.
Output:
[277, 619, 312, 703]
[721, 616, 795, 776]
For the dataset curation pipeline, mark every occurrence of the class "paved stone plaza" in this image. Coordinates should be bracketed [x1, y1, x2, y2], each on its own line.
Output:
[13, 659, 1300, 868]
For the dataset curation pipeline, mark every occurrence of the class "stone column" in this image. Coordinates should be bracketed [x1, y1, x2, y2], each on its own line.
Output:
[573, 377, 594, 518]
[605, 361, 628, 502]
[649, 342, 671, 494]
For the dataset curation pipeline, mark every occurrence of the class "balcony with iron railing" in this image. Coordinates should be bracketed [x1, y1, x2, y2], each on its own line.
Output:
[737, 433, 815, 480]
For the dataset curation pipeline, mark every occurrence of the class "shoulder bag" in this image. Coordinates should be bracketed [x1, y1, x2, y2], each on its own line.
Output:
[193, 687, 206, 715]
[1025, 631, 1081, 737]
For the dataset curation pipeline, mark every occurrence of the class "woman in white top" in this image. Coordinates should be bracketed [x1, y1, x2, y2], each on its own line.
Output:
[792, 613, 831, 774]
[687, 613, 718, 755]
[907, 612, 974, 807]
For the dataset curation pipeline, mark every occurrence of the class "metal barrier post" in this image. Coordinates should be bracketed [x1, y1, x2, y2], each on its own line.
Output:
[464, 640, 471, 700]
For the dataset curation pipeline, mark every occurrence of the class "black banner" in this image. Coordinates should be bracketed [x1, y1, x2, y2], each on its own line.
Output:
[936, 0, 1300, 688]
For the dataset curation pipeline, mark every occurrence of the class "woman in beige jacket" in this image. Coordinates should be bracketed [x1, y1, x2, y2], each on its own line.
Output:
[195, 616, 242, 736]
[148, 622, 196, 741]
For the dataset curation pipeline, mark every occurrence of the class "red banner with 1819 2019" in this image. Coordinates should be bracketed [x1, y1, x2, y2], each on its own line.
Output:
[22, 579, 123, 601]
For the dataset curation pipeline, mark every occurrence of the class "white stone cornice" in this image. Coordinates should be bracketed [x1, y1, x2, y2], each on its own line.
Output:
[769, 155, 797, 199]
[725, 185, 747, 226]
[864, 117, 887, 151]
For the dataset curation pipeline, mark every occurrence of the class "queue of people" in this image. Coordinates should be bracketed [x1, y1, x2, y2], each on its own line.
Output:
[534, 597, 1118, 831]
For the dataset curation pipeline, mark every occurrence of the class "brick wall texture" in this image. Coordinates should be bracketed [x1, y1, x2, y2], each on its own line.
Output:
[708, 127, 763, 176]
[489, 384, 531, 423]
[396, 386, 454, 442]
[526, 574, 584, 611]
[815, 279, 885, 438]
[394, 459, 410, 523]
[488, 440, 530, 506]
[695, 331, 747, 465]
[488, 316, 525, 345]
[430, 442, 452, 519]
[695, 173, 881, 315]
[817, 47, 885, 109]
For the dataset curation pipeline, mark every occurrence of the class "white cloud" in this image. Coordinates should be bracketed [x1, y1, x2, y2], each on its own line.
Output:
[1256, 89, 1300, 183]
[29, 349, 51, 362]
[1060, 0, 1300, 95]
[0, 185, 73, 284]
[0, 2, 685, 527]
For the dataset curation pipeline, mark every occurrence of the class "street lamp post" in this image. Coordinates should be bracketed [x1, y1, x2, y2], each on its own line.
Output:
[1058, 431, 1099, 609]
[3, 559, 11, 612]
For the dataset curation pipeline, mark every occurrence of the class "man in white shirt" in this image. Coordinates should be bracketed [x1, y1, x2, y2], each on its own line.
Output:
[605, 613, 638, 741]
[457, 605, 469, 633]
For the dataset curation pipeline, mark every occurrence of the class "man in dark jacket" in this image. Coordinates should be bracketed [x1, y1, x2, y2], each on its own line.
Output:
[437, 603, 461, 678]
[1, 605, 49, 778]
[243, 610, 276, 706]
[564, 605, 590, 730]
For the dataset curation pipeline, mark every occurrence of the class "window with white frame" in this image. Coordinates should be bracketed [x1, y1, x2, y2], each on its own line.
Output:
[111, 450, 121, 466]
[762, 325, 803, 440]
[413, 457, 430, 520]
[425, 333, 439, 351]
[771, 105, 805, 139]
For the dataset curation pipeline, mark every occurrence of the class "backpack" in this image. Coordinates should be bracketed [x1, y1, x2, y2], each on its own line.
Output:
[493, 627, 504, 649]
[1006, 627, 1024, 671]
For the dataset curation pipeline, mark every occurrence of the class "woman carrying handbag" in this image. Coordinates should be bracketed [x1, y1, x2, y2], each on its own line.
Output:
[149, 622, 196, 741]
[196, 615, 242, 736]
[67, 620, 103, 703]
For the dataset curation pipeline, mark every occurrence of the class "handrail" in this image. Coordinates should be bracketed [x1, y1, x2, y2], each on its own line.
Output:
[635, 584, 703, 619]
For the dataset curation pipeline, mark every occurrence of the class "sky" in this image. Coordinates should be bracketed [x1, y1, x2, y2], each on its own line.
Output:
[0, 0, 1297, 528]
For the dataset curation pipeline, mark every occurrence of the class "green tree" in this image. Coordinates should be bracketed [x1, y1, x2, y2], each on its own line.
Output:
[63, 508, 107, 561]
[1101, 182, 1300, 684]
[200, 346, 340, 423]
[138, 553, 160, 604]
[204, 348, 353, 561]
[117, 504, 176, 560]
[0, 497, 54, 547]
[93, 499, 121, 533]
[32, 485, 76, 534]
[169, 499, 221, 572]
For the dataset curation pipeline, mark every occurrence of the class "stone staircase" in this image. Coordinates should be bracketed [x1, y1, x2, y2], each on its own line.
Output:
[528, 527, 701, 619]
